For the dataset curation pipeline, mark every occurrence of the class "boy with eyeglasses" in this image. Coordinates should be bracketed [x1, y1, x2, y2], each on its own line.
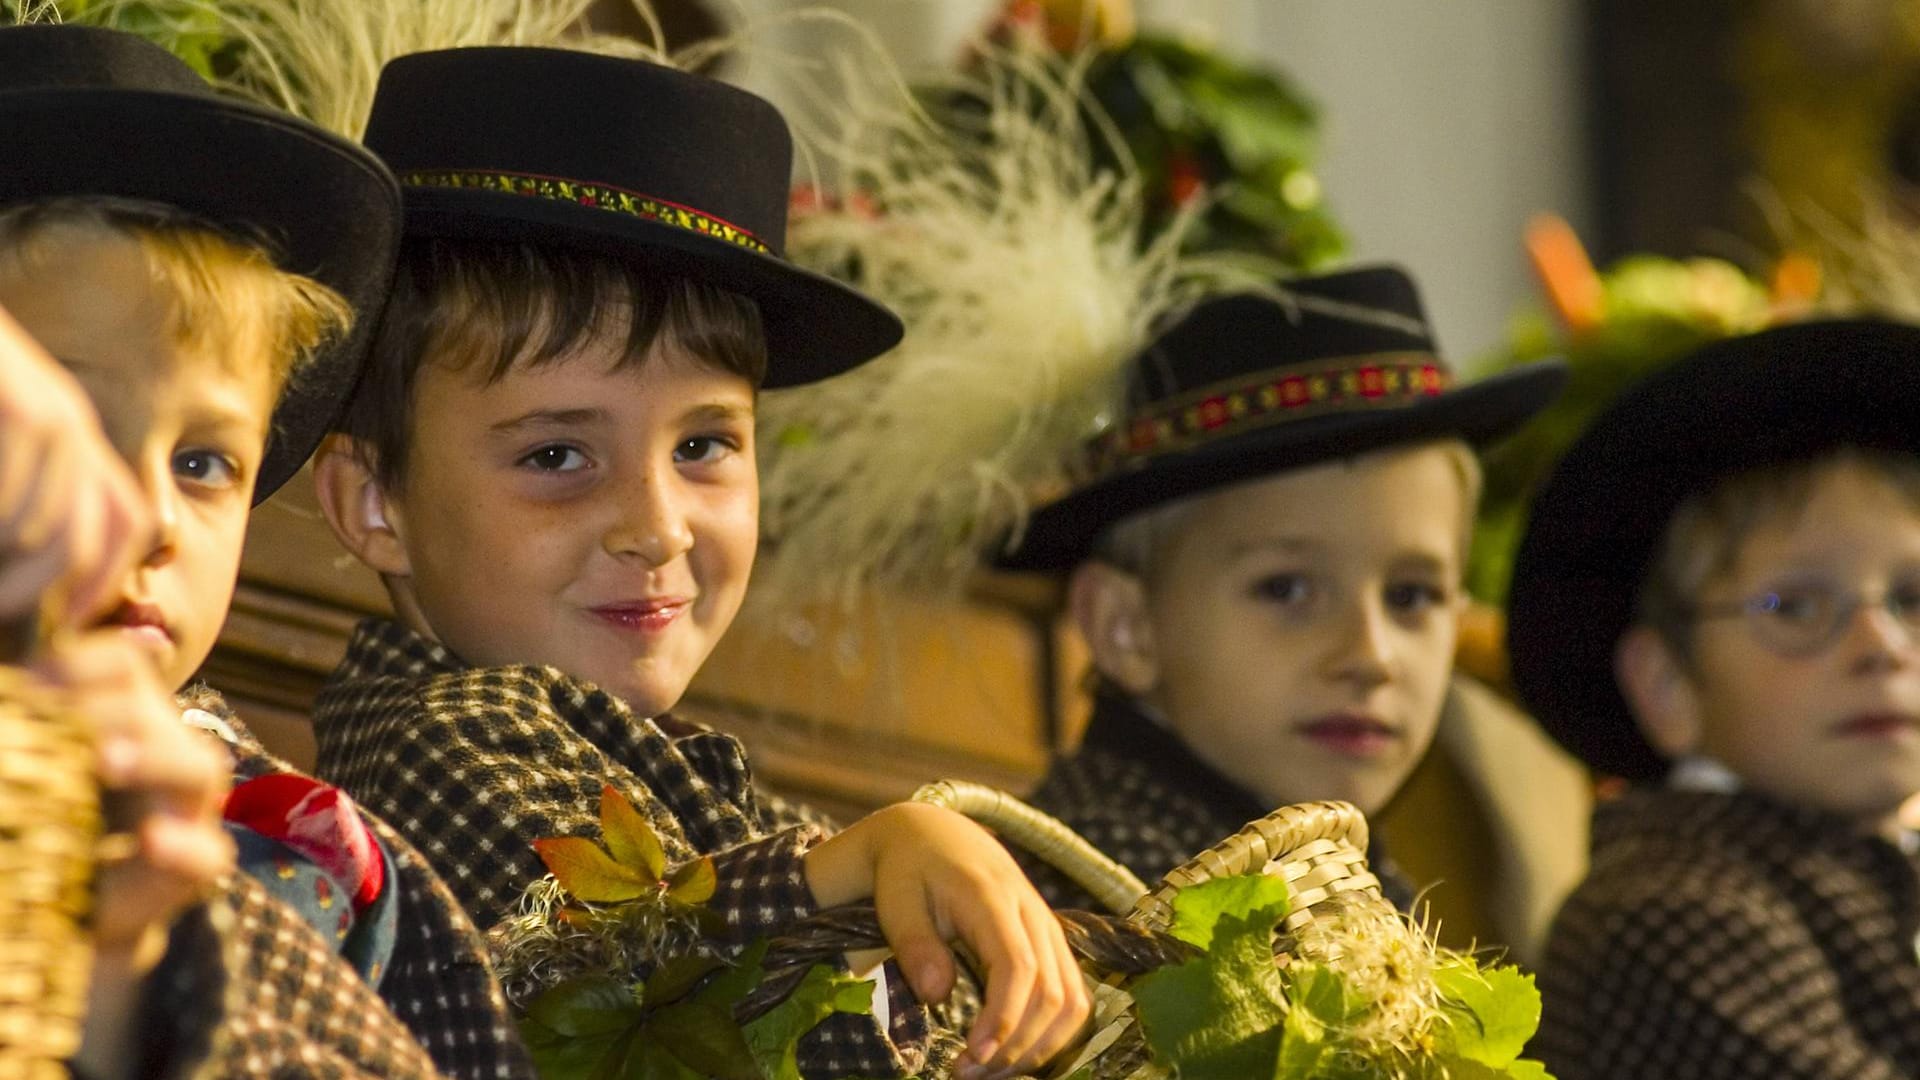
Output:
[1506, 320, 1920, 1079]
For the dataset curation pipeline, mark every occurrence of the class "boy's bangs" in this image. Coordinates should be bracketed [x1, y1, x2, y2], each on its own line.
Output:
[0, 198, 351, 396]
[415, 238, 767, 386]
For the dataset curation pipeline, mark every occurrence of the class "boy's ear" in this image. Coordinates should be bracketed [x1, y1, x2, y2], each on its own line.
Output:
[312, 434, 411, 578]
[1068, 560, 1159, 696]
[1615, 625, 1702, 758]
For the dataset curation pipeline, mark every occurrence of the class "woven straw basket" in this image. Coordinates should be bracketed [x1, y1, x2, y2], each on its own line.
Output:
[757, 781, 1387, 1080]
[0, 665, 100, 1080]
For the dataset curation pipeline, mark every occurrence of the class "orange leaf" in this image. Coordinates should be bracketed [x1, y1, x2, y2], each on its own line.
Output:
[598, 785, 667, 881]
[1769, 251, 1821, 320]
[1525, 214, 1603, 335]
[663, 856, 718, 907]
[533, 836, 653, 902]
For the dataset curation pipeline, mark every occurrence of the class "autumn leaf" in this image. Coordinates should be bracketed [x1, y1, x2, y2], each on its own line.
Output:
[664, 856, 717, 906]
[533, 836, 654, 903]
[598, 785, 668, 881]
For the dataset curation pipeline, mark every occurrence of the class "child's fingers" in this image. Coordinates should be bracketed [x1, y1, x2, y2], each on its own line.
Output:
[1012, 901, 1090, 1070]
[0, 540, 69, 625]
[948, 890, 1039, 1071]
[972, 899, 1078, 1074]
[68, 467, 149, 623]
[872, 871, 956, 1005]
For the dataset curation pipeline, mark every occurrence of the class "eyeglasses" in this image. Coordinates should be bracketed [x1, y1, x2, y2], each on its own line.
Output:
[1689, 578, 1920, 657]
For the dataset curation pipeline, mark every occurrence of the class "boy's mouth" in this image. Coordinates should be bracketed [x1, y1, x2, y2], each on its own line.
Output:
[1293, 712, 1400, 758]
[1830, 712, 1920, 740]
[99, 599, 172, 650]
[590, 598, 691, 634]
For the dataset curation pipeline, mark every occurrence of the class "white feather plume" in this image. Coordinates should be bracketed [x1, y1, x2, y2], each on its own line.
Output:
[752, 41, 1278, 611]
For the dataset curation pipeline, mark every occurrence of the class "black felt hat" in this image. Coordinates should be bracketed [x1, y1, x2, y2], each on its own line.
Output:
[999, 265, 1566, 571]
[1507, 319, 1920, 781]
[361, 47, 902, 387]
[0, 24, 402, 503]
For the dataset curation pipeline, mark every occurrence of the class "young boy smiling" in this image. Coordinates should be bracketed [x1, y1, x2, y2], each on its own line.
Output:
[1509, 319, 1920, 1079]
[1003, 266, 1564, 909]
[311, 46, 1085, 1080]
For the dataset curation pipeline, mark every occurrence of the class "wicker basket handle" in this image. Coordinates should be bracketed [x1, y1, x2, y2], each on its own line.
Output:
[1130, 800, 1375, 932]
[912, 779, 1148, 915]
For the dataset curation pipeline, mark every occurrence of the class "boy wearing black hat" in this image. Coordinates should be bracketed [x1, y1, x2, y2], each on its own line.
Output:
[0, 24, 530, 1078]
[309, 47, 1086, 1080]
[1508, 320, 1920, 1079]
[1006, 266, 1564, 910]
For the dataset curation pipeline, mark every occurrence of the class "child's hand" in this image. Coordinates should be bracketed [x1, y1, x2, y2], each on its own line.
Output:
[36, 633, 235, 969]
[0, 303, 150, 627]
[805, 802, 1090, 1079]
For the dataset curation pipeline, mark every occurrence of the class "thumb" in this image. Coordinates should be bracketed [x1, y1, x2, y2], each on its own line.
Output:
[874, 874, 957, 1003]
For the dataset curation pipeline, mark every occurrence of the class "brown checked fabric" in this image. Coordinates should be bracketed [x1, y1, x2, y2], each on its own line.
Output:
[310, 618, 958, 1079]
[1536, 788, 1920, 1080]
[180, 690, 534, 1079]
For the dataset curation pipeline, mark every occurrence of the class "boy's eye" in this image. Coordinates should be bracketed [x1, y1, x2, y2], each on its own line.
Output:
[173, 448, 239, 489]
[674, 435, 736, 465]
[1753, 585, 1834, 627]
[1386, 581, 1449, 614]
[1250, 573, 1314, 606]
[1890, 579, 1920, 620]
[520, 445, 588, 472]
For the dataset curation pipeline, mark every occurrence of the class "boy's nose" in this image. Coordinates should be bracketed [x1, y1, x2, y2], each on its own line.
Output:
[604, 472, 693, 567]
[135, 456, 177, 568]
[1845, 601, 1917, 672]
[1323, 600, 1394, 687]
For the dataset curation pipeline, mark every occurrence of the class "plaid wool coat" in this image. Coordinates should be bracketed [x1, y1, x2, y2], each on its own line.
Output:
[1024, 690, 1416, 912]
[310, 618, 959, 1079]
[1536, 788, 1920, 1079]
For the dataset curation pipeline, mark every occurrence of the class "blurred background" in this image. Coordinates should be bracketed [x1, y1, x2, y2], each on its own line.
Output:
[193, 0, 1920, 963]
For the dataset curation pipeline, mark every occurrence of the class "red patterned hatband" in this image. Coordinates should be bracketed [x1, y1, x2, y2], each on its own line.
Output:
[397, 168, 773, 256]
[1085, 351, 1453, 476]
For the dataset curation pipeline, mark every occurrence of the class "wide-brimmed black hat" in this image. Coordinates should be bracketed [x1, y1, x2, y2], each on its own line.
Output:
[0, 24, 401, 503]
[999, 265, 1566, 571]
[361, 47, 902, 387]
[1507, 319, 1920, 781]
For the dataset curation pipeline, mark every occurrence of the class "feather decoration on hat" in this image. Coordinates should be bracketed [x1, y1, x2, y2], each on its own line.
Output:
[51, 0, 684, 138]
[752, 38, 1279, 612]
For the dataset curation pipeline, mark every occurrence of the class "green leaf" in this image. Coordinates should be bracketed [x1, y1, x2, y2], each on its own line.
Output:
[664, 856, 718, 906]
[1164, 873, 1292, 950]
[1272, 998, 1330, 1080]
[623, 1036, 704, 1080]
[598, 785, 668, 880]
[694, 939, 770, 1009]
[1286, 963, 1360, 1026]
[647, 1000, 762, 1080]
[743, 964, 877, 1080]
[1504, 1060, 1555, 1080]
[519, 1015, 624, 1080]
[1432, 963, 1542, 1068]
[534, 836, 655, 902]
[645, 954, 726, 1007]
[525, 976, 643, 1038]
[1133, 903, 1290, 1080]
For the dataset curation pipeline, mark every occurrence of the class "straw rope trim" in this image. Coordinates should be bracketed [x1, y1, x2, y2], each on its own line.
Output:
[397, 168, 773, 255]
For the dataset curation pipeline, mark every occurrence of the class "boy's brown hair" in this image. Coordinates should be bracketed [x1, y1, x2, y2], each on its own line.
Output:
[340, 237, 768, 488]
[1637, 447, 1920, 658]
[0, 197, 352, 400]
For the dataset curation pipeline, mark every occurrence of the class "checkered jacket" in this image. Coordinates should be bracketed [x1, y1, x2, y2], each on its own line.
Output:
[143, 872, 452, 1079]
[1536, 788, 1920, 1079]
[179, 691, 533, 1079]
[310, 618, 954, 1079]
[1025, 691, 1416, 911]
